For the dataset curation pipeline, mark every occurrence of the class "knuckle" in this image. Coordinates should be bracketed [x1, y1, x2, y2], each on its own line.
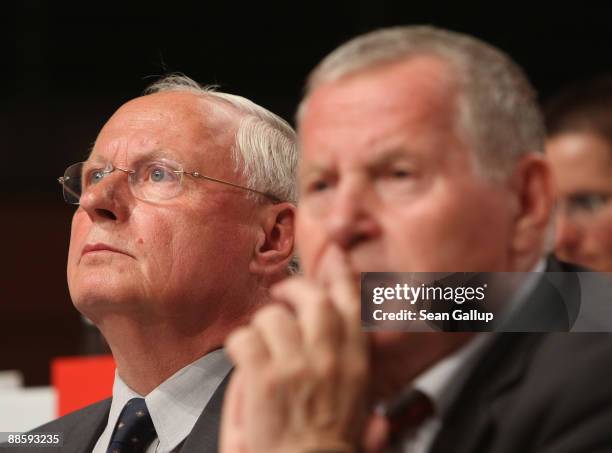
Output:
[255, 368, 279, 395]
[283, 357, 309, 380]
[253, 304, 289, 328]
[315, 351, 340, 379]
[345, 356, 369, 382]
[257, 359, 307, 391]
[225, 327, 252, 352]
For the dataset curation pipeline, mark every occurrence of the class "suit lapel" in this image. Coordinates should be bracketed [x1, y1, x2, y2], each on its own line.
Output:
[179, 372, 231, 453]
[429, 334, 543, 453]
[58, 398, 111, 453]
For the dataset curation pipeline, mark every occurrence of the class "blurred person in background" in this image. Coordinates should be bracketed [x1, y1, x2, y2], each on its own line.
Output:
[545, 76, 612, 272]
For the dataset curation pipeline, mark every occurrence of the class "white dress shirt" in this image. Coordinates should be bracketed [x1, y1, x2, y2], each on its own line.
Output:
[93, 348, 232, 453]
[398, 333, 494, 453]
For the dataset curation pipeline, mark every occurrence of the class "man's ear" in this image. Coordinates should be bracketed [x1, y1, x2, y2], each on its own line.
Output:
[509, 153, 554, 265]
[249, 202, 296, 279]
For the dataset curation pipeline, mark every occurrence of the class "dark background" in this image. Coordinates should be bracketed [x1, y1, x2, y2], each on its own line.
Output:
[2, 1, 611, 386]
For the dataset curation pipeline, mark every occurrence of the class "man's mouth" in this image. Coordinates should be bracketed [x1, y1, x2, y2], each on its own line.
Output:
[82, 243, 132, 258]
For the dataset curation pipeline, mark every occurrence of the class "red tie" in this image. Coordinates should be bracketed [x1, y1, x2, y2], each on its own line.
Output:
[385, 390, 434, 445]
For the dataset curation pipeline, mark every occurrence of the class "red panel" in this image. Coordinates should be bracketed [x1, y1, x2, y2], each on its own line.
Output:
[51, 355, 115, 416]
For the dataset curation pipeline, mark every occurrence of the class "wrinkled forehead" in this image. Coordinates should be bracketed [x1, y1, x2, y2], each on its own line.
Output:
[298, 56, 462, 170]
[88, 91, 240, 176]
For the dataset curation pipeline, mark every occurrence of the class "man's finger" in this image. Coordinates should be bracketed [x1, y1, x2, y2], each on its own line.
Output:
[318, 246, 364, 344]
[226, 326, 270, 369]
[219, 371, 247, 453]
[362, 412, 390, 453]
[271, 277, 343, 351]
[251, 304, 303, 360]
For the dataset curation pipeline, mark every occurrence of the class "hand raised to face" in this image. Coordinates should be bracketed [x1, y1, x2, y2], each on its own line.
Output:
[220, 246, 374, 453]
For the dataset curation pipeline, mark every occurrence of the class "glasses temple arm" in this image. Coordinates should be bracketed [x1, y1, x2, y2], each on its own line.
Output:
[187, 172, 281, 203]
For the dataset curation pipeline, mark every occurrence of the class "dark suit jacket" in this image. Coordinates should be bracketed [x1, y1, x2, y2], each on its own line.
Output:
[0, 374, 230, 452]
[430, 257, 585, 332]
[500, 257, 584, 331]
[429, 332, 612, 453]
[427, 259, 612, 452]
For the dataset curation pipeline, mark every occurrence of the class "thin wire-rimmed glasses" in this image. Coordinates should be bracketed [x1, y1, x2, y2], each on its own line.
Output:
[57, 159, 281, 205]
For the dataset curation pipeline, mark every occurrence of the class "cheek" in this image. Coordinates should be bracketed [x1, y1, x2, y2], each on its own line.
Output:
[382, 209, 456, 270]
[384, 192, 508, 271]
[388, 195, 463, 240]
[295, 213, 325, 274]
[591, 216, 612, 253]
[137, 219, 186, 278]
[67, 212, 89, 268]
[168, 216, 252, 276]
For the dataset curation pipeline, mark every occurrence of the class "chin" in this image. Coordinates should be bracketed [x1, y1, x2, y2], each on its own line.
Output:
[70, 278, 142, 317]
[70, 291, 109, 322]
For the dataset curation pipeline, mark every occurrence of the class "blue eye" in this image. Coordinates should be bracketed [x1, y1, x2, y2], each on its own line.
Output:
[88, 169, 106, 185]
[150, 167, 167, 182]
[147, 165, 177, 183]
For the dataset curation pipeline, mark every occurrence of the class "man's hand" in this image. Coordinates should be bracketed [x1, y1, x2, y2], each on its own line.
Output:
[220, 248, 370, 453]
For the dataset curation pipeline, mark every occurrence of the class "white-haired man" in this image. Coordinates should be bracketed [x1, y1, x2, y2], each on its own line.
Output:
[7, 75, 297, 453]
[221, 27, 612, 453]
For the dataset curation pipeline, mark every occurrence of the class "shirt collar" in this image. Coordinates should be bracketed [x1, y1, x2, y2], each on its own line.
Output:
[410, 333, 493, 418]
[502, 258, 547, 319]
[104, 349, 232, 453]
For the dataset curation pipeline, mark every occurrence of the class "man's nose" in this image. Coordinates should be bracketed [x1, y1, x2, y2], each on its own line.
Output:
[554, 212, 583, 258]
[78, 171, 131, 223]
[325, 183, 381, 250]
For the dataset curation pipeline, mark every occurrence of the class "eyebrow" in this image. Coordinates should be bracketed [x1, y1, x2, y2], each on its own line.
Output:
[368, 148, 418, 167]
[299, 163, 329, 178]
[300, 147, 418, 176]
[84, 149, 179, 166]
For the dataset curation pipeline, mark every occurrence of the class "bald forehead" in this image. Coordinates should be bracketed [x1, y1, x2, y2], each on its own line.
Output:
[299, 56, 463, 162]
[303, 55, 459, 119]
[110, 91, 238, 132]
[90, 91, 240, 178]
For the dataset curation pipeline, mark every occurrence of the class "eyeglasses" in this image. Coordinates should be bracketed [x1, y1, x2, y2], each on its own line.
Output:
[57, 159, 281, 205]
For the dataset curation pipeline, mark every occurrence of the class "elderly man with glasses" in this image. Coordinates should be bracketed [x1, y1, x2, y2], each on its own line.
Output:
[9, 75, 297, 453]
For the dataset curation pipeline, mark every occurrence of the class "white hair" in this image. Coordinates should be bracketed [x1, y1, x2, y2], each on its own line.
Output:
[146, 74, 298, 203]
[146, 75, 300, 273]
[299, 25, 545, 178]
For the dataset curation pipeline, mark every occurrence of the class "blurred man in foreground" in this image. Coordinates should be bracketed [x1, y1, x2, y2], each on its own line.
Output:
[221, 27, 612, 453]
[7, 75, 297, 452]
[546, 76, 612, 272]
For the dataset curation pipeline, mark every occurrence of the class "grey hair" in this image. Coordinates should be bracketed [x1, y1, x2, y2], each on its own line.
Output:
[298, 26, 545, 178]
[145, 74, 298, 203]
[145, 74, 300, 274]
